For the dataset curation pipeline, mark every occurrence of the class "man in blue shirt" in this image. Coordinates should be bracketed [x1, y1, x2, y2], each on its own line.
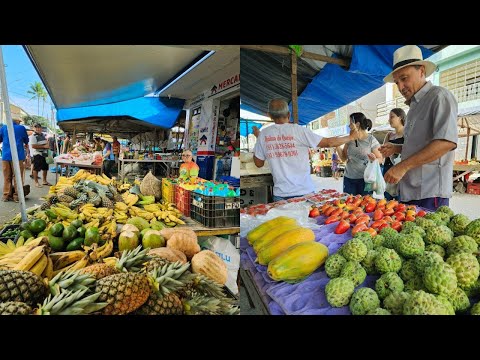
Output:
[0, 115, 30, 202]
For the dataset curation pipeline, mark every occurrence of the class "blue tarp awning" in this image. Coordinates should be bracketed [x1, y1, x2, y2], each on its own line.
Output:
[57, 97, 184, 129]
[239, 119, 265, 137]
[241, 45, 435, 126]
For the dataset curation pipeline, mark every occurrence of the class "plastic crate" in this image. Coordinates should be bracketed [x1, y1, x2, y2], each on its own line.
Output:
[162, 178, 177, 204]
[190, 193, 240, 228]
[175, 186, 191, 217]
[0, 224, 21, 244]
[467, 182, 480, 195]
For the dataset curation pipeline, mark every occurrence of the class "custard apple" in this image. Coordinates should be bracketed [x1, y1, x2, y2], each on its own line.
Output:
[395, 233, 425, 259]
[463, 279, 480, 298]
[325, 278, 355, 307]
[361, 250, 378, 275]
[436, 211, 451, 224]
[401, 221, 417, 232]
[424, 225, 453, 247]
[415, 217, 436, 231]
[465, 219, 480, 245]
[446, 287, 470, 313]
[372, 235, 385, 249]
[446, 235, 478, 256]
[435, 295, 455, 315]
[404, 275, 427, 292]
[325, 253, 347, 279]
[425, 244, 446, 259]
[436, 205, 454, 219]
[424, 212, 447, 226]
[470, 302, 480, 315]
[383, 291, 410, 315]
[414, 251, 444, 274]
[446, 252, 480, 289]
[349, 287, 380, 315]
[366, 308, 391, 315]
[448, 214, 471, 236]
[342, 239, 368, 262]
[380, 227, 399, 249]
[399, 259, 418, 282]
[375, 248, 402, 274]
[401, 225, 426, 238]
[423, 262, 458, 296]
[340, 261, 367, 287]
[402, 290, 450, 315]
[375, 272, 404, 300]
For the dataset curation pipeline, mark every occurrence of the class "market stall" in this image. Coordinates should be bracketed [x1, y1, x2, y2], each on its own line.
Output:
[240, 192, 480, 315]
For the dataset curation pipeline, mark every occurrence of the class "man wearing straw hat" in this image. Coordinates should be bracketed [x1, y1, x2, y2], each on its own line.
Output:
[379, 45, 458, 211]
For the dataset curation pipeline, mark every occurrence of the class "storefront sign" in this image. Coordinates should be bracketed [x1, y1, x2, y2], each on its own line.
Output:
[208, 74, 240, 98]
[197, 99, 220, 156]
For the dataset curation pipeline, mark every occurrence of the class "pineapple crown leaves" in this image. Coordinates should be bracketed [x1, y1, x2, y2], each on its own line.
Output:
[37, 289, 108, 315]
[190, 274, 227, 299]
[183, 294, 222, 315]
[49, 270, 97, 296]
[116, 246, 152, 272]
[146, 261, 192, 297]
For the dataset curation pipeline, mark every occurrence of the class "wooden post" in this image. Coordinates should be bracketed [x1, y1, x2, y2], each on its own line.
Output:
[291, 51, 298, 124]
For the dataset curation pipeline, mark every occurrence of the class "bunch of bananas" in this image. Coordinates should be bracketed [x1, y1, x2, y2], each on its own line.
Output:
[80, 205, 114, 223]
[49, 250, 91, 276]
[98, 221, 117, 242]
[117, 182, 132, 192]
[50, 204, 79, 221]
[85, 240, 114, 261]
[0, 236, 39, 256]
[128, 206, 155, 221]
[49, 176, 75, 194]
[0, 237, 53, 278]
[121, 192, 139, 207]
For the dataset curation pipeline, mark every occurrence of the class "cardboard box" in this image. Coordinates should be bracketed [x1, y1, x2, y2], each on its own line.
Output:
[467, 183, 480, 195]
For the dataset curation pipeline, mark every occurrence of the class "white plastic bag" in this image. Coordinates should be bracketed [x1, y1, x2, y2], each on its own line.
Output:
[384, 156, 401, 197]
[364, 160, 377, 183]
[373, 160, 386, 199]
[198, 236, 240, 295]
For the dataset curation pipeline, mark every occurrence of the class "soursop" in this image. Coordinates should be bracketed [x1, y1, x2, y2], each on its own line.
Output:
[325, 253, 347, 279]
[424, 225, 453, 247]
[423, 262, 458, 296]
[383, 291, 410, 315]
[375, 248, 402, 274]
[340, 261, 367, 287]
[448, 214, 471, 236]
[375, 272, 404, 300]
[342, 239, 368, 262]
[349, 288, 380, 315]
[446, 252, 480, 289]
[325, 278, 355, 307]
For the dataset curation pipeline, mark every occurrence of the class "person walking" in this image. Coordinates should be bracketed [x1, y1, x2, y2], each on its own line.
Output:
[30, 123, 51, 188]
[101, 138, 115, 178]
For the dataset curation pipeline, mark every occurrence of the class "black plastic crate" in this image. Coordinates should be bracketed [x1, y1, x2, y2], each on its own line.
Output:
[190, 193, 240, 228]
[0, 224, 21, 243]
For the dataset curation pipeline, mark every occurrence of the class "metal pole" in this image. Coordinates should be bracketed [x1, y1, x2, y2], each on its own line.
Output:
[0, 46, 27, 222]
[291, 51, 299, 124]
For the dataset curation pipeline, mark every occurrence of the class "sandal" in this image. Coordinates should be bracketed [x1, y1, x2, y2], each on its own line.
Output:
[35, 183, 43, 188]
[42, 182, 52, 186]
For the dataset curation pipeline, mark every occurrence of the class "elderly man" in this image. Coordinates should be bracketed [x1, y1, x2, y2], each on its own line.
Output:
[0, 115, 30, 202]
[253, 98, 358, 201]
[30, 123, 51, 188]
[379, 45, 458, 211]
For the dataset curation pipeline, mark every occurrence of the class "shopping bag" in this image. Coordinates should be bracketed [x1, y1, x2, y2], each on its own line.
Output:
[373, 160, 386, 199]
[364, 160, 377, 183]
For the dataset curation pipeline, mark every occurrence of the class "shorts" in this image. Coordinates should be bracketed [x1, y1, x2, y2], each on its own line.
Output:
[33, 154, 49, 172]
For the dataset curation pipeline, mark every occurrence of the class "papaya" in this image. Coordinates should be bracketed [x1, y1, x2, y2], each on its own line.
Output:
[253, 223, 300, 253]
[267, 241, 329, 283]
[247, 216, 296, 245]
[257, 227, 315, 265]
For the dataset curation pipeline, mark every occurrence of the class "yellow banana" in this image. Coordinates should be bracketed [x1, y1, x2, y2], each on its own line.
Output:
[103, 257, 117, 267]
[52, 251, 85, 270]
[14, 246, 45, 271]
[168, 214, 185, 225]
[114, 202, 128, 212]
[70, 255, 90, 271]
[42, 256, 54, 280]
[16, 237, 25, 248]
[29, 254, 48, 275]
[6, 240, 16, 250]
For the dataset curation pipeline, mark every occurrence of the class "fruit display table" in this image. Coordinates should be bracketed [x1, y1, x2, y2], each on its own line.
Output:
[54, 160, 103, 184]
[178, 217, 239, 237]
[118, 159, 180, 181]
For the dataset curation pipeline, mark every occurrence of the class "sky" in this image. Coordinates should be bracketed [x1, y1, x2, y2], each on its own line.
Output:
[1, 45, 53, 117]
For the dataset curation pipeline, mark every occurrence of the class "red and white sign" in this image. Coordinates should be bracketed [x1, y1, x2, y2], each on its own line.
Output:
[209, 74, 240, 97]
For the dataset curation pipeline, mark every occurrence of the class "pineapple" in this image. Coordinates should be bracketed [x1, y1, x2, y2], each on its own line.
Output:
[40, 202, 50, 210]
[57, 194, 75, 203]
[136, 292, 183, 315]
[0, 270, 49, 306]
[95, 272, 151, 315]
[81, 246, 150, 280]
[0, 301, 32, 315]
[183, 293, 222, 315]
[49, 270, 96, 296]
[101, 195, 114, 209]
[35, 288, 108, 315]
[47, 195, 58, 205]
[64, 187, 79, 199]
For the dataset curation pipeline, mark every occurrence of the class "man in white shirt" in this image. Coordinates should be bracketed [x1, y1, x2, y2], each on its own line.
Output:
[30, 123, 51, 188]
[253, 99, 358, 201]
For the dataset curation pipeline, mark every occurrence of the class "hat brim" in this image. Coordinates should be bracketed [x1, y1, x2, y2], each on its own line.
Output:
[383, 60, 437, 83]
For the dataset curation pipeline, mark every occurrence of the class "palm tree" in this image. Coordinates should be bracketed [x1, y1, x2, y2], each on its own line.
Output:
[27, 81, 46, 116]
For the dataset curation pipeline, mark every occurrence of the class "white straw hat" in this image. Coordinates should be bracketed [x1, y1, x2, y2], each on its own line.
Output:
[384, 45, 437, 83]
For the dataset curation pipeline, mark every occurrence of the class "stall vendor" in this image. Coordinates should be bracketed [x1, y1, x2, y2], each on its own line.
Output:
[178, 150, 199, 182]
